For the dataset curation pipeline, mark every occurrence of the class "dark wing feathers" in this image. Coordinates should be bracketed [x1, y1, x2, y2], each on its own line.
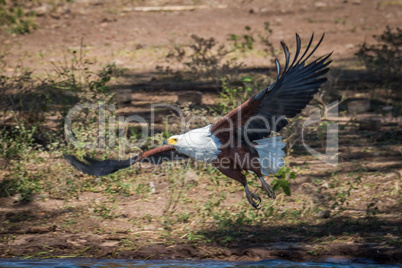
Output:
[211, 33, 331, 142]
[302, 33, 326, 63]
[275, 59, 281, 80]
[281, 42, 290, 73]
[64, 154, 135, 176]
[64, 145, 188, 177]
[289, 34, 302, 68]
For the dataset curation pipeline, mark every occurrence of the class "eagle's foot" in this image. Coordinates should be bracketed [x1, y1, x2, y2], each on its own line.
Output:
[245, 185, 261, 209]
[259, 177, 276, 199]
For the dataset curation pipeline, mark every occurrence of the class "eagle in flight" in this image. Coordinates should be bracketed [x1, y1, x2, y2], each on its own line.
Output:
[65, 33, 332, 209]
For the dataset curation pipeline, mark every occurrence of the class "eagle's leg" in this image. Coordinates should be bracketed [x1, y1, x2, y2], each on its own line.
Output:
[245, 185, 261, 209]
[259, 176, 276, 199]
[215, 165, 261, 209]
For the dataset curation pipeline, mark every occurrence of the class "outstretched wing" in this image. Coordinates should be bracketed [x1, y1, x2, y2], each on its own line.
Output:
[211, 33, 332, 143]
[64, 145, 188, 177]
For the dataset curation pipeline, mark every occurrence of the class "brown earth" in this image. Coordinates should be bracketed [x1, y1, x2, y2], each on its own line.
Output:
[3, 0, 402, 74]
[1, 0, 402, 264]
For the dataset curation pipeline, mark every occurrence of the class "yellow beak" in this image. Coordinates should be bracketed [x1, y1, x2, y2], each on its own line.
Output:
[167, 138, 178, 145]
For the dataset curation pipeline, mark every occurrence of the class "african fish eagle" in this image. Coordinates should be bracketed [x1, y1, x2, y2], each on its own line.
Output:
[64, 33, 332, 209]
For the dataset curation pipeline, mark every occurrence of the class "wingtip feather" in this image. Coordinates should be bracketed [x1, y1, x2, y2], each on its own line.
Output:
[275, 59, 281, 80]
[281, 41, 291, 74]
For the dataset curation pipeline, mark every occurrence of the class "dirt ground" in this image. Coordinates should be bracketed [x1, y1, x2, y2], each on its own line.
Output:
[3, 0, 402, 73]
[1, 0, 402, 264]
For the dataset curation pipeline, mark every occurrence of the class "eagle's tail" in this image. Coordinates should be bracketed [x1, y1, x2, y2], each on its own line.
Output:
[63, 154, 137, 177]
[253, 136, 286, 176]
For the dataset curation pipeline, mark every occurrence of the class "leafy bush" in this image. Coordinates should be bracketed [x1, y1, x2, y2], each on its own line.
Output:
[49, 47, 118, 104]
[0, 125, 36, 161]
[214, 77, 255, 114]
[157, 23, 275, 88]
[0, 70, 52, 130]
[0, 47, 119, 146]
[0, 163, 40, 202]
[356, 26, 401, 94]
[156, 34, 243, 86]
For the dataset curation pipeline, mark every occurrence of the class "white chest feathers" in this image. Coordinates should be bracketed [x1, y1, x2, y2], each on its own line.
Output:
[173, 125, 221, 162]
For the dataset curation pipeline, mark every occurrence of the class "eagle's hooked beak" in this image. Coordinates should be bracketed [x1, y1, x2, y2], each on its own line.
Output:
[163, 137, 178, 145]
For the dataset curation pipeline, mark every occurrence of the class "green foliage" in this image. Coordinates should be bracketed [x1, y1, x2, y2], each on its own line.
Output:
[157, 22, 275, 91]
[0, 125, 36, 160]
[0, 44, 122, 202]
[330, 175, 362, 213]
[187, 232, 207, 243]
[93, 204, 117, 219]
[0, 70, 50, 129]
[259, 22, 275, 57]
[213, 209, 253, 229]
[176, 212, 190, 223]
[366, 202, 379, 218]
[271, 166, 296, 196]
[0, 0, 38, 35]
[215, 78, 254, 114]
[49, 47, 118, 103]
[157, 34, 243, 85]
[228, 25, 256, 52]
[228, 22, 274, 56]
[0, 162, 41, 202]
[0, 46, 120, 153]
[356, 26, 401, 95]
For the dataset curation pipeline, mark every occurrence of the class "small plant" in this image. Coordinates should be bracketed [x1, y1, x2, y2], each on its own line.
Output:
[49, 45, 117, 104]
[187, 232, 206, 243]
[330, 175, 362, 213]
[0, 162, 40, 202]
[93, 204, 117, 219]
[214, 78, 254, 114]
[228, 25, 256, 52]
[0, 69, 49, 129]
[271, 166, 296, 196]
[258, 22, 275, 58]
[177, 212, 190, 223]
[228, 23, 275, 57]
[156, 34, 243, 87]
[0, 124, 36, 161]
[366, 202, 379, 218]
[356, 26, 401, 97]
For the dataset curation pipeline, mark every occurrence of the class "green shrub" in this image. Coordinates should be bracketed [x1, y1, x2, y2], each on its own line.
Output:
[156, 34, 243, 86]
[0, 124, 36, 160]
[356, 26, 401, 95]
[0, 163, 41, 202]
